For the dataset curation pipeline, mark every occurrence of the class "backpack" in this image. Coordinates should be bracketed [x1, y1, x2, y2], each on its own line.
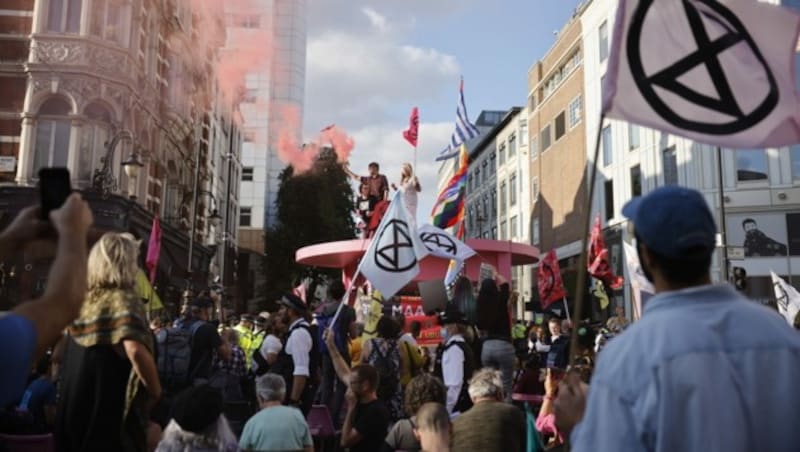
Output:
[156, 320, 203, 392]
[314, 306, 349, 357]
[370, 339, 400, 402]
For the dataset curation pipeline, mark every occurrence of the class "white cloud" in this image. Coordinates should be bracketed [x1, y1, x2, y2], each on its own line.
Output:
[361, 7, 389, 33]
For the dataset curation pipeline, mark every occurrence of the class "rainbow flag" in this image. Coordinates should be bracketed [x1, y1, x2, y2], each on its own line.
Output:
[431, 144, 468, 228]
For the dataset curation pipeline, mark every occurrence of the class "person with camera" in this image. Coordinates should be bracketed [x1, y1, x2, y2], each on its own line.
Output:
[0, 194, 93, 407]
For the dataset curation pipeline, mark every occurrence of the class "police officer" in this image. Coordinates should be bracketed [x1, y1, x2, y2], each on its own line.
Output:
[275, 294, 318, 416]
[434, 307, 475, 416]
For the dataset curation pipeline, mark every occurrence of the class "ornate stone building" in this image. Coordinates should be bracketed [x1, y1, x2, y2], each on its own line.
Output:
[0, 0, 241, 311]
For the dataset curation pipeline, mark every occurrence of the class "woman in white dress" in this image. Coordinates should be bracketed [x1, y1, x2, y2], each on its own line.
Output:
[392, 162, 421, 227]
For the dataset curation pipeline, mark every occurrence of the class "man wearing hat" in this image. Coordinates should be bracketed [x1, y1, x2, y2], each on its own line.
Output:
[433, 306, 475, 416]
[233, 314, 258, 371]
[275, 293, 319, 416]
[557, 186, 800, 451]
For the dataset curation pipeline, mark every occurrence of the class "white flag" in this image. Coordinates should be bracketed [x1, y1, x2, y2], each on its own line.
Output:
[623, 242, 655, 321]
[359, 191, 430, 299]
[604, 0, 800, 148]
[417, 224, 476, 261]
[770, 271, 800, 326]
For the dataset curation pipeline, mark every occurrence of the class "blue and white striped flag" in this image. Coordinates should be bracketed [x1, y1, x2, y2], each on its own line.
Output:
[436, 78, 480, 161]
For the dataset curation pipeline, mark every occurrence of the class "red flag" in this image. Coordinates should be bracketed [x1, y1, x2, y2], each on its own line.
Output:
[402, 107, 419, 147]
[588, 216, 624, 290]
[538, 249, 567, 309]
[146, 216, 161, 284]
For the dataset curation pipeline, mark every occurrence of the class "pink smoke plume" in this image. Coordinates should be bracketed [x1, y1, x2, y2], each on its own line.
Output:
[276, 104, 357, 174]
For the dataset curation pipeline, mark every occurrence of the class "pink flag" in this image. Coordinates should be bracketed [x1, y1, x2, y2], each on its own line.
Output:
[588, 216, 624, 290]
[293, 282, 306, 303]
[146, 216, 161, 284]
[603, 0, 800, 148]
[403, 107, 419, 147]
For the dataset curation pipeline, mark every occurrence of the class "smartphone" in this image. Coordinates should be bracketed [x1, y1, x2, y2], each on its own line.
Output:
[38, 167, 72, 221]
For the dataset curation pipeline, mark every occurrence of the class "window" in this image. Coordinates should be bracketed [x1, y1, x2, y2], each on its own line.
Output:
[510, 216, 518, 238]
[90, 0, 124, 45]
[239, 207, 252, 226]
[227, 13, 261, 28]
[47, 0, 82, 33]
[628, 124, 640, 150]
[599, 20, 609, 62]
[541, 125, 551, 151]
[510, 173, 517, 206]
[532, 218, 540, 245]
[78, 102, 113, 182]
[663, 146, 678, 185]
[500, 181, 507, 216]
[243, 89, 257, 103]
[468, 174, 473, 192]
[568, 96, 582, 128]
[792, 145, 800, 180]
[490, 153, 496, 175]
[528, 93, 537, 110]
[482, 196, 489, 220]
[500, 220, 507, 240]
[630, 164, 642, 197]
[509, 134, 517, 157]
[491, 227, 497, 240]
[735, 149, 768, 182]
[520, 122, 528, 146]
[491, 190, 497, 217]
[602, 126, 612, 166]
[499, 144, 505, 166]
[532, 176, 540, 201]
[604, 179, 614, 221]
[243, 129, 255, 142]
[554, 111, 566, 140]
[530, 135, 538, 160]
[242, 167, 254, 181]
[33, 97, 71, 175]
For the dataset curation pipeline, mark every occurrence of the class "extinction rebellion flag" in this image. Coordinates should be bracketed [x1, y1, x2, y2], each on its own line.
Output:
[603, 0, 800, 148]
[538, 249, 567, 309]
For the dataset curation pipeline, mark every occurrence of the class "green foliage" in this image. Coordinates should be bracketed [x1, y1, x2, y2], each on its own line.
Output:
[260, 148, 356, 308]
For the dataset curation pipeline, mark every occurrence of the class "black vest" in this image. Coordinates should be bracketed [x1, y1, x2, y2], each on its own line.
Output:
[434, 339, 474, 413]
[272, 321, 319, 400]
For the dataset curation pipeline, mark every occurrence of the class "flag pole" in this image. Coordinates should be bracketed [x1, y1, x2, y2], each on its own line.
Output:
[568, 111, 606, 367]
[562, 296, 571, 326]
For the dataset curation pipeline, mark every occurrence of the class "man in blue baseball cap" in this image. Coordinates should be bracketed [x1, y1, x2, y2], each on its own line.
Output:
[556, 186, 800, 452]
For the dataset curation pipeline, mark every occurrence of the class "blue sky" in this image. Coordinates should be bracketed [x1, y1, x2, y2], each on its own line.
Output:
[305, 0, 583, 219]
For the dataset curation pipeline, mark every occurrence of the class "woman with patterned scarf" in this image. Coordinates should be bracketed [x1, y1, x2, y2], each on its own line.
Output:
[55, 232, 162, 452]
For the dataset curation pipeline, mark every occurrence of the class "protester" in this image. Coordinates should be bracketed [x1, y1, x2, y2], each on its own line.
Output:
[512, 353, 544, 397]
[476, 265, 515, 401]
[56, 232, 161, 451]
[536, 368, 565, 448]
[0, 195, 92, 407]
[340, 364, 392, 452]
[253, 316, 283, 376]
[345, 161, 390, 201]
[361, 316, 405, 421]
[209, 328, 246, 401]
[160, 297, 231, 392]
[395, 314, 425, 387]
[239, 373, 314, 452]
[315, 280, 358, 425]
[451, 368, 526, 452]
[433, 307, 475, 417]
[558, 186, 800, 452]
[155, 385, 238, 452]
[605, 305, 629, 334]
[233, 314, 258, 371]
[15, 353, 57, 433]
[274, 293, 318, 415]
[391, 162, 421, 225]
[383, 374, 447, 452]
[355, 183, 378, 237]
[414, 402, 452, 452]
[544, 317, 569, 370]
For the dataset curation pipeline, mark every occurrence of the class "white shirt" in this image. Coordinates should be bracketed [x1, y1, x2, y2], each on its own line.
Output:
[442, 334, 465, 415]
[284, 319, 312, 377]
[260, 334, 282, 358]
[399, 177, 419, 227]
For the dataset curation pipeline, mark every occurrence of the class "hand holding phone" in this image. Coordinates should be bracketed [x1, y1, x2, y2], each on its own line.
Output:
[38, 168, 72, 221]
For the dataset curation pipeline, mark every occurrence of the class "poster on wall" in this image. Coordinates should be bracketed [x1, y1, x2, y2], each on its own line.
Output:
[787, 213, 800, 256]
[726, 213, 788, 257]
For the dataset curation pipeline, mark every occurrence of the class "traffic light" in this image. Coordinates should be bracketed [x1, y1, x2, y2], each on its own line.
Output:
[732, 266, 747, 291]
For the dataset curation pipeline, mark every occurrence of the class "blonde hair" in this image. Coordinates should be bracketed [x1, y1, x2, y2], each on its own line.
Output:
[87, 232, 140, 292]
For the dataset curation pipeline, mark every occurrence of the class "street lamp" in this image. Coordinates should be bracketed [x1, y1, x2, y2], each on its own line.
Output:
[92, 129, 143, 198]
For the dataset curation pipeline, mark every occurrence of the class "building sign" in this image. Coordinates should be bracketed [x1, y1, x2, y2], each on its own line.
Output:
[0, 157, 16, 172]
[726, 213, 791, 257]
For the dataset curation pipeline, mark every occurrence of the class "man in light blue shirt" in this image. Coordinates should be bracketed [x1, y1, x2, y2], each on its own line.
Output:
[240, 373, 313, 452]
[557, 186, 800, 452]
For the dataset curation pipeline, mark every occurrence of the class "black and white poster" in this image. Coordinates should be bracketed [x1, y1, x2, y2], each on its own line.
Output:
[726, 213, 788, 257]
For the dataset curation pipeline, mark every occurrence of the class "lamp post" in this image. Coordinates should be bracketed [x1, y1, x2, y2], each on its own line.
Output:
[92, 129, 144, 198]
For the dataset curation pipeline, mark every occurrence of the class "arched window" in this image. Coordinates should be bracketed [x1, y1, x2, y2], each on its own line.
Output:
[33, 97, 72, 175]
[47, 0, 82, 33]
[78, 102, 113, 182]
[90, 0, 129, 47]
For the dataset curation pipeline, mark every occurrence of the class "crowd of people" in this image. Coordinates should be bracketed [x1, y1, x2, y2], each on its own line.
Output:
[347, 161, 420, 237]
[2, 186, 800, 451]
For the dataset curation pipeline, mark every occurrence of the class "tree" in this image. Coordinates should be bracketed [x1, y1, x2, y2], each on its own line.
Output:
[260, 148, 356, 310]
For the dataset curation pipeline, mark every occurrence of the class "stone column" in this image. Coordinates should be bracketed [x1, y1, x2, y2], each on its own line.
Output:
[15, 116, 37, 186]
